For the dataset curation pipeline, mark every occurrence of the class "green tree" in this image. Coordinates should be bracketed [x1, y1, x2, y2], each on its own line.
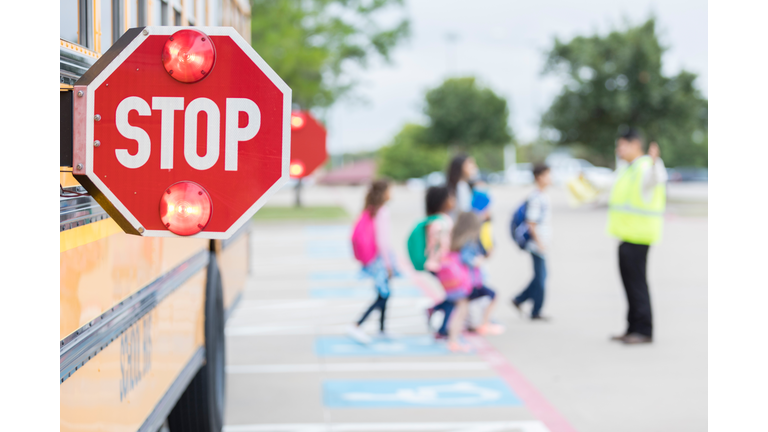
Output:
[422, 77, 513, 150]
[541, 18, 708, 167]
[250, 0, 410, 110]
[377, 124, 448, 180]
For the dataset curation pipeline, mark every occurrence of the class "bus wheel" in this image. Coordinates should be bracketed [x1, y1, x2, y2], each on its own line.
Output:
[168, 252, 226, 432]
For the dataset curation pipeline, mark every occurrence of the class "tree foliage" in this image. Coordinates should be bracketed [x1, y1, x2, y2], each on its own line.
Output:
[377, 124, 448, 180]
[541, 18, 708, 167]
[422, 77, 513, 149]
[250, 0, 410, 110]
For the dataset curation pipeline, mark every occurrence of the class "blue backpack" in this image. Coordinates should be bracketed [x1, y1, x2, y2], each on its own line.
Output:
[510, 196, 546, 250]
[509, 201, 531, 250]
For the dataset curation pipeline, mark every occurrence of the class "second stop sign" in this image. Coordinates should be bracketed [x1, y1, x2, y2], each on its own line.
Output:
[289, 110, 327, 179]
[72, 27, 292, 239]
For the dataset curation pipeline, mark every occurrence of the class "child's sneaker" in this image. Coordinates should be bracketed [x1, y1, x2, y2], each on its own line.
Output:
[476, 323, 505, 335]
[434, 331, 448, 341]
[347, 325, 371, 344]
[447, 341, 471, 353]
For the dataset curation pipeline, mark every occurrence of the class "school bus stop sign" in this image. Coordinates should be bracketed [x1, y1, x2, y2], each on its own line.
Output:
[289, 110, 327, 179]
[72, 26, 291, 239]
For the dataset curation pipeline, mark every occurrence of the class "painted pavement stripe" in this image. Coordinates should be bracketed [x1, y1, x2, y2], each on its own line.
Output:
[309, 270, 364, 281]
[226, 362, 489, 374]
[315, 335, 467, 356]
[322, 378, 522, 408]
[304, 225, 351, 236]
[224, 421, 550, 432]
[225, 316, 430, 336]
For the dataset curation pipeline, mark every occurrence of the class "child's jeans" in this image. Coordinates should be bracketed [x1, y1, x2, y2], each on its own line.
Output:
[357, 256, 391, 331]
[433, 289, 469, 336]
[362, 256, 390, 298]
[514, 252, 547, 318]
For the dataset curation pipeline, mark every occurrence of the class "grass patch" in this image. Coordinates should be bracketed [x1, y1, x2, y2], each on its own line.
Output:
[252, 205, 349, 221]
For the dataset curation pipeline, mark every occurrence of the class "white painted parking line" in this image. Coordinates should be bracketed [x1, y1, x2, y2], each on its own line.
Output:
[224, 421, 551, 432]
[226, 362, 489, 374]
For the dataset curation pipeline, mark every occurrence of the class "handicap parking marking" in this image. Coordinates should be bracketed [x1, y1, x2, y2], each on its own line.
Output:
[310, 287, 424, 299]
[323, 378, 522, 408]
[315, 336, 466, 357]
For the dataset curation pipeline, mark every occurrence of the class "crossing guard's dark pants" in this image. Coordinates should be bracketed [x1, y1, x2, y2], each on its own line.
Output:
[619, 241, 653, 337]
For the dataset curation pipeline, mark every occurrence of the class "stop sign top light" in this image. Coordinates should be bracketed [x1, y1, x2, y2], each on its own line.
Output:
[72, 27, 292, 239]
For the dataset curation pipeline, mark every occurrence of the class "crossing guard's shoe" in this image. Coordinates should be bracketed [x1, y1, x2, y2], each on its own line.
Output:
[621, 333, 653, 344]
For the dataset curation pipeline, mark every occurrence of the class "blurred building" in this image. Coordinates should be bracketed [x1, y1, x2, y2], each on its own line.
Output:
[318, 159, 377, 186]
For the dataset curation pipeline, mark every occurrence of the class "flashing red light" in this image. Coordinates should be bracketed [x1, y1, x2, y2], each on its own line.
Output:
[159, 181, 213, 236]
[290, 160, 306, 177]
[291, 114, 305, 130]
[162, 29, 216, 83]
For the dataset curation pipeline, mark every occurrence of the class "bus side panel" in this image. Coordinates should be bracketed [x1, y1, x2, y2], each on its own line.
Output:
[60, 219, 208, 339]
[60, 268, 206, 432]
[218, 230, 249, 313]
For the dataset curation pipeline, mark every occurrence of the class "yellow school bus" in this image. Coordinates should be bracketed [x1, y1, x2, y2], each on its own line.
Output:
[60, 1, 251, 431]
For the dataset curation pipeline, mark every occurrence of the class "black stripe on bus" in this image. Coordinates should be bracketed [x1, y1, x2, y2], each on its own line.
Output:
[137, 347, 205, 432]
[60, 249, 209, 384]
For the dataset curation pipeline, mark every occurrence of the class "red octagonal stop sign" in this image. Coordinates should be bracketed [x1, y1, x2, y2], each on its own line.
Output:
[289, 110, 327, 179]
[72, 27, 291, 239]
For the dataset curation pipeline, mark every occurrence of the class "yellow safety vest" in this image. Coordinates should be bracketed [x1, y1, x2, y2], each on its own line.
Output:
[607, 156, 666, 245]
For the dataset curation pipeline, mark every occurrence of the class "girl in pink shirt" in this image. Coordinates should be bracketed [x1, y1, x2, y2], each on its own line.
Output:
[348, 179, 396, 344]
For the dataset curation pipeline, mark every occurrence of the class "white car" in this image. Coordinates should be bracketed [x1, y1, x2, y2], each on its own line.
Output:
[545, 154, 614, 189]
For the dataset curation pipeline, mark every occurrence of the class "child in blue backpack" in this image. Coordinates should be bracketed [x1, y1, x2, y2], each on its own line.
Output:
[512, 164, 553, 321]
[348, 179, 396, 344]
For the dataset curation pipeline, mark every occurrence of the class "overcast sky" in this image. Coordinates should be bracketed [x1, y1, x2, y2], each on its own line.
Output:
[323, 0, 707, 155]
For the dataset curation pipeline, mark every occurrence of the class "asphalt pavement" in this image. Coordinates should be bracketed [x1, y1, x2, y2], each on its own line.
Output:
[223, 183, 707, 432]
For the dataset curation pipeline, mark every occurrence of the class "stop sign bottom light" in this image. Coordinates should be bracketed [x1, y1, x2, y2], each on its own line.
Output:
[72, 26, 292, 239]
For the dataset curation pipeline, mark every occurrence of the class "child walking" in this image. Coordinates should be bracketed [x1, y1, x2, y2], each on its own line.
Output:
[429, 212, 484, 352]
[461, 195, 504, 335]
[512, 164, 553, 321]
[348, 179, 395, 344]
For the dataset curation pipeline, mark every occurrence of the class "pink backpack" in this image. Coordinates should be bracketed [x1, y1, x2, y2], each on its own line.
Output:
[435, 252, 471, 294]
[351, 209, 377, 265]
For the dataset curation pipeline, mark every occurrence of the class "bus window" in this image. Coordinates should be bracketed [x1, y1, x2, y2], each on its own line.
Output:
[98, 0, 114, 54]
[187, 0, 195, 25]
[137, 0, 146, 26]
[160, 0, 169, 25]
[128, 0, 138, 28]
[60, 0, 80, 43]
